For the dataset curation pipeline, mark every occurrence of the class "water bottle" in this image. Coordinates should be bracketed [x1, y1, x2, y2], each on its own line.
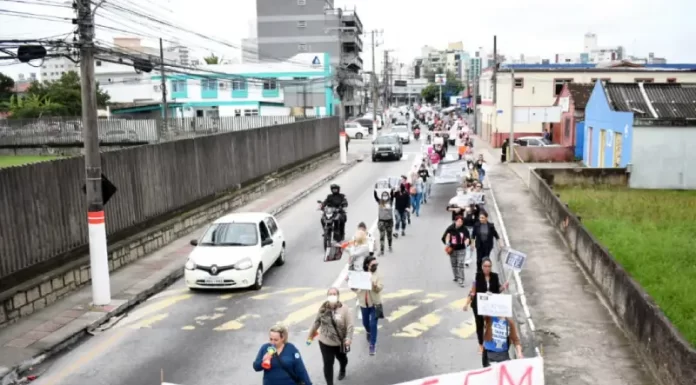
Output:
[261, 346, 276, 369]
[306, 330, 319, 346]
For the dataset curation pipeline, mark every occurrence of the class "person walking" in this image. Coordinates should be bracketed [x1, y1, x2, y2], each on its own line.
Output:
[411, 175, 424, 216]
[417, 163, 431, 204]
[253, 324, 312, 385]
[482, 316, 524, 367]
[373, 190, 394, 255]
[352, 256, 383, 356]
[462, 204, 478, 267]
[471, 211, 504, 273]
[393, 184, 411, 238]
[442, 216, 470, 287]
[462, 257, 509, 354]
[473, 154, 487, 184]
[307, 287, 354, 385]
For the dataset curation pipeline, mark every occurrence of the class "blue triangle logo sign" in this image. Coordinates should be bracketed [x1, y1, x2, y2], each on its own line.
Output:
[312, 56, 321, 65]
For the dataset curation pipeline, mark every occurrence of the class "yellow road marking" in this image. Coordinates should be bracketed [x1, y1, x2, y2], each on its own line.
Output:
[182, 325, 195, 330]
[451, 320, 477, 339]
[448, 297, 469, 310]
[420, 293, 448, 304]
[129, 313, 169, 329]
[116, 294, 192, 328]
[150, 288, 189, 300]
[385, 305, 419, 323]
[393, 312, 442, 337]
[219, 293, 239, 300]
[215, 307, 227, 312]
[288, 289, 328, 306]
[214, 314, 260, 331]
[251, 287, 312, 300]
[353, 325, 383, 334]
[280, 292, 356, 326]
[194, 313, 225, 325]
[381, 289, 423, 300]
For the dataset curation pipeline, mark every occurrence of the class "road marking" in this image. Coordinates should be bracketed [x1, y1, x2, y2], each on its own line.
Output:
[353, 325, 383, 334]
[129, 313, 168, 329]
[280, 292, 357, 326]
[150, 288, 189, 300]
[381, 289, 423, 300]
[288, 289, 328, 305]
[420, 293, 447, 304]
[219, 293, 240, 300]
[115, 294, 192, 328]
[448, 297, 469, 310]
[251, 287, 312, 300]
[385, 305, 419, 323]
[214, 314, 260, 331]
[194, 313, 224, 325]
[393, 312, 442, 338]
[451, 320, 477, 339]
[182, 325, 195, 330]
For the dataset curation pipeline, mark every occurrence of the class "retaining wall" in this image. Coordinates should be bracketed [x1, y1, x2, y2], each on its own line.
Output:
[513, 146, 575, 163]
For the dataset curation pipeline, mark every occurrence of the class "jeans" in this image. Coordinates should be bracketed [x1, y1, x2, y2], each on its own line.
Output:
[411, 193, 422, 216]
[360, 306, 379, 346]
[319, 341, 348, 385]
[478, 169, 486, 183]
[394, 210, 407, 231]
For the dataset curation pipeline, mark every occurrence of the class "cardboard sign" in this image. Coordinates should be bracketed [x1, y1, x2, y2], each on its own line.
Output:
[477, 293, 513, 318]
[392, 357, 544, 385]
[347, 271, 372, 290]
[504, 248, 527, 271]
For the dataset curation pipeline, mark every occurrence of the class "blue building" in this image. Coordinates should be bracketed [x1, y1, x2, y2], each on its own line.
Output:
[583, 81, 696, 189]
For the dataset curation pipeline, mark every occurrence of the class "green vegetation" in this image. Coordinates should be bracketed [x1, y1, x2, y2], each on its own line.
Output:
[0, 155, 62, 168]
[557, 186, 696, 347]
[420, 69, 464, 106]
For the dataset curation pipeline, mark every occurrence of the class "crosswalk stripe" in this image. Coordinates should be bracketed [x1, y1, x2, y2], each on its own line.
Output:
[280, 292, 357, 326]
[251, 287, 312, 300]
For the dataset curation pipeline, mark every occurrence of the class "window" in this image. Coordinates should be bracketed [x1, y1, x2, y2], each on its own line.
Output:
[258, 222, 271, 243]
[244, 109, 259, 116]
[172, 79, 186, 92]
[553, 78, 573, 95]
[590, 78, 611, 83]
[264, 217, 278, 235]
[199, 222, 258, 246]
[298, 44, 309, 51]
[96, 61, 102, 66]
[634, 78, 654, 83]
[234, 109, 241, 117]
[297, 20, 307, 28]
[667, 78, 677, 83]
[564, 117, 571, 138]
[297, 0, 306, 4]
[514, 78, 524, 88]
[263, 79, 278, 90]
[202, 79, 217, 90]
[232, 79, 246, 90]
[293, 77, 308, 80]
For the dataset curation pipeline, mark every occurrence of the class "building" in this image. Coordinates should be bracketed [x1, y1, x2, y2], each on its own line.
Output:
[583, 81, 696, 189]
[254, 0, 364, 117]
[99, 52, 334, 118]
[40, 56, 79, 82]
[547, 83, 593, 154]
[389, 78, 428, 105]
[478, 62, 696, 146]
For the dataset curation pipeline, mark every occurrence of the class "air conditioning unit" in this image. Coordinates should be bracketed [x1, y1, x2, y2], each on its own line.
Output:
[153, 85, 160, 92]
[219, 82, 228, 90]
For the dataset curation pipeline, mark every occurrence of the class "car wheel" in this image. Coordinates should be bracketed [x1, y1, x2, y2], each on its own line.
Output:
[252, 265, 264, 290]
[275, 244, 286, 266]
[372, 156, 377, 162]
[355, 132, 363, 139]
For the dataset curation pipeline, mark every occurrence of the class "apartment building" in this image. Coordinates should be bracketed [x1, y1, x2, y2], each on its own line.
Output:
[255, 0, 364, 117]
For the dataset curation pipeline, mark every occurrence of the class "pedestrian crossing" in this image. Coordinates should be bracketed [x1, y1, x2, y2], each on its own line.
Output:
[115, 286, 476, 340]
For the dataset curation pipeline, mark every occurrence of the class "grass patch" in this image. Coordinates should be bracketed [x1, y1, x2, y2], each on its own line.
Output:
[557, 186, 696, 347]
[0, 155, 62, 168]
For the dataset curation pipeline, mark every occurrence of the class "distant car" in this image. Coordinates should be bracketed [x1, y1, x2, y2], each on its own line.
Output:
[344, 122, 369, 139]
[184, 212, 285, 290]
[514, 136, 560, 147]
[353, 118, 378, 133]
[391, 124, 410, 144]
[371, 134, 403, 161]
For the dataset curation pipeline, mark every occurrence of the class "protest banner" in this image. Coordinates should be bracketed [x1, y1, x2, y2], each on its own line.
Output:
[392, 357, 544, 385]
[347, 271, 372, 290]
[504, 248, 527, 272]
[477, 293, 513, 318]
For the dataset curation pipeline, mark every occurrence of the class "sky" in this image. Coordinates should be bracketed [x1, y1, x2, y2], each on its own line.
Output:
[1, 0, 695, 80]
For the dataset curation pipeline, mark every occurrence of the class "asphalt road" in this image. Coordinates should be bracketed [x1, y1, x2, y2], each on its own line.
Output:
[32, 137, 487, 385]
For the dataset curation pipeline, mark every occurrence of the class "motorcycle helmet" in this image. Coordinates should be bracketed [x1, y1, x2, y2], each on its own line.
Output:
[330, 184, 340, 194]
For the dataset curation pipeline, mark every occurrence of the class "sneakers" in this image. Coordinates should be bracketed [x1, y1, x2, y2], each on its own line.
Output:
[401, 230, 405, 237]
[388, 246, 393, 253]
[369, 344, 376, 356]
[379, 250, 384, 256]
[458, 279, 466, 287]
[338, 370, 346, 381]
[393, 232, 399, 239]
[465, 258, 471, 267]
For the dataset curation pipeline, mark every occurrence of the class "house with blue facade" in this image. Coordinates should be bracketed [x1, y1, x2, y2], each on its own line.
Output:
[583, 81, 696, 189]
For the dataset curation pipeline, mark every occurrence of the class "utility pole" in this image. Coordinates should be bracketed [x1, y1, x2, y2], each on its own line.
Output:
[383, 50, 389, 109]
[508, 69, 515, 162]
[76, 0, 111, 305]
[371, 30, 378, 131]
[492, 35, 498, 104]
[473, 75, 479, 134]
[159, 38, 168, 137]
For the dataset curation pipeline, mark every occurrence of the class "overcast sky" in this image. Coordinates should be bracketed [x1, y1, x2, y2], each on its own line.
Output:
[1, 0, 694, 79]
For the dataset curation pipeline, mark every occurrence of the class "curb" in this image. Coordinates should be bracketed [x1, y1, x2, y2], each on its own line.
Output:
[0, 156, 361, 385]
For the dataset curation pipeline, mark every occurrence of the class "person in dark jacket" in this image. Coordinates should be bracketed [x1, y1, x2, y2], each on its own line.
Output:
[253, 324, 313, 385]
[470, 211, 504, 273]
[442, 216, 470, 286]
[392, 184, 411, 238]
[462, 257, 509, 353]
[501, 138, 509, 163]
[320, 184, 348, 240]
[462, 204, 478, 267]
[417, 164, 430, 204]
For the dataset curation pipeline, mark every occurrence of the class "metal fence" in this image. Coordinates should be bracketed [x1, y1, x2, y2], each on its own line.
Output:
[0, 117, 339, 281]
[0, 115, 297, 146]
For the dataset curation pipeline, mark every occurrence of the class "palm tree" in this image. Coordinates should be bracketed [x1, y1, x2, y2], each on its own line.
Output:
[203, 53, 222, 64]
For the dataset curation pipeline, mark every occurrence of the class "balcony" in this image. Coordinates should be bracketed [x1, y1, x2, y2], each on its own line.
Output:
[341, 53, 363, 71]
[340, 9, 363, 34]
[341, 30, 363, 52]
[342, 72, 363, 87]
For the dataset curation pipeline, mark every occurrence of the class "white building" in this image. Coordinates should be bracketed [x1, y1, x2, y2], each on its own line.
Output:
[40, 56, 79, 82]
[478, 63, 696, 146]
[99, 52, 334, 118]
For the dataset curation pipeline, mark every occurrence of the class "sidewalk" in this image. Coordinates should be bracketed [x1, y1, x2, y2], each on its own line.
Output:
[475, 137, 653, 385]
[0, 154, 361, 384]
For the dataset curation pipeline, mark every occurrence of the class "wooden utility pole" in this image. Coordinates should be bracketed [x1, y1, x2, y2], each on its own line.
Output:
[159, 38, 168, 136]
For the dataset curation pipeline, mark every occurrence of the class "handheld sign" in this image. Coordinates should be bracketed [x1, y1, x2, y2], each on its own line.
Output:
[347, 271, 372, 290]
[477, 293, 513, 317]
[504, 248, 527, 271]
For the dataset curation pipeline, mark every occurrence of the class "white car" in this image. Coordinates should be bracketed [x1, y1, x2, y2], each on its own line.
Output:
[184, 212, 285, 290]
[344, 122, 369, 139]
[514, 136, 560, 147]
[391, 124, 410, 144]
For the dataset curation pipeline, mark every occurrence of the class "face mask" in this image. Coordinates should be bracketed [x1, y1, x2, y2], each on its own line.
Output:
[381, 194, 389, 201]
[369, 265, 378, 273]
[327, 295, 338, 304]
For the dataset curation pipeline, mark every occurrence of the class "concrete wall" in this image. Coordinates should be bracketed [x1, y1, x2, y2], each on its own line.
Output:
[534, 167, 628, 187]
[0, 149, 340, 329]
[527, 169, 696, 385]
[630, 125, 696, 189]
[513, 146, 575, 163]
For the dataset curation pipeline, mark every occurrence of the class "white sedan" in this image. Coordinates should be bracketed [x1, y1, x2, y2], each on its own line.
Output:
[344, 122, 369, 139]
[391, 124, 411, 144]
[184, 212, 285, 290]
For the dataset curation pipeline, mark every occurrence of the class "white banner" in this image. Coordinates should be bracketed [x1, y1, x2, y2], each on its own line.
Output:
[477, 293, 513, 318]
[347, 271, 373, 290]
[392, 357, 544, 385]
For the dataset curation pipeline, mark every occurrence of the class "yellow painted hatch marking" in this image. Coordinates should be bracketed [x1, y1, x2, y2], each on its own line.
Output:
[288, 289, 329, 306]
[381, 289, 423, 300]
[251, 287, 312, 300]
[451, 320, 477, 339]
[116, 294, 192, 328]
[385, 305, 419, 323]
[214, 314, 260, 331]
[129, 313, 168, 329]
[393, 312, 443, 337]
[281, 292, 356, 326]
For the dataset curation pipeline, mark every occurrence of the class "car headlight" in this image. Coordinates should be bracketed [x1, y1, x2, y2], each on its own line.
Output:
[391, 146, 395, 151]
[185, 259, 196, 270]
[235, 258, 253, 270]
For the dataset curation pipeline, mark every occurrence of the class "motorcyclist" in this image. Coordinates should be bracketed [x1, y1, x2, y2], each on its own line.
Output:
[320, 184, 348, 240]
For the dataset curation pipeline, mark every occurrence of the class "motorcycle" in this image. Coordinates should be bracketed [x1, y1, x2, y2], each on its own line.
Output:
[317, 201, 344, 250]
[414, 127, 421, 140]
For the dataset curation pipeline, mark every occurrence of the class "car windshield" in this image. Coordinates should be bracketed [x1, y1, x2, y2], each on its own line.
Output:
[199, 222, 258, 246]
[393, 126, 408, 132]
[373, 135, 398, 145]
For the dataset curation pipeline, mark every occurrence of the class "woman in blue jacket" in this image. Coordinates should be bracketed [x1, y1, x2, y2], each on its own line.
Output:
[253, 324, 312, 385]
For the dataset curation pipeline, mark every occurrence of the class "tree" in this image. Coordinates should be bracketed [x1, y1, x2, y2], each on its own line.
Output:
[21, 71, 110, 117]
[8, 94, 63, 118]
[421, 84, 439, 103]
[442, 70, 464, 107]
[203, 53, 222, 64]
[0, 72, 14, 112]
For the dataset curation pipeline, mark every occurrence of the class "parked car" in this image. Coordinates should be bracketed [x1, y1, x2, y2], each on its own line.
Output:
[371, 133, 403, 161]
[184, 212, 285, 290]
[514, 136, 560, 147]
[353, 118, 378, 133]
[391, 124, 411, 144]
[344, 121, 369, 139]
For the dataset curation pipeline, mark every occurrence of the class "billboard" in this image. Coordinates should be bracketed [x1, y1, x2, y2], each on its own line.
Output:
[434, 73, 446, 85]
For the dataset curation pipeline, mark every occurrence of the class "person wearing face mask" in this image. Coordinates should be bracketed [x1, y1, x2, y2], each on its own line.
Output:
[462, 204, 478, 267]
[442, 216, 470, 287]
[417, 163, 431, 204]
[471, 211, 504, 274]
[352, 256, 383, 356]
[373, 190, 394, 255]
[307, 287, 354, 385]
[392, 184, 411, 238]
[254, 324, 313, 385]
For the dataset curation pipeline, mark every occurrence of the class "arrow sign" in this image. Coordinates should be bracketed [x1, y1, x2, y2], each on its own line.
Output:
[82, 173, 117, 205]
